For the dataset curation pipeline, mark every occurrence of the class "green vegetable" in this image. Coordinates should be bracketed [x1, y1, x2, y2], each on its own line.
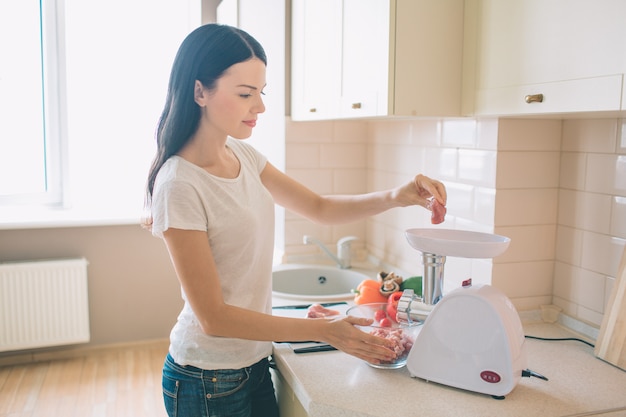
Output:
[400, 276, 422, 297]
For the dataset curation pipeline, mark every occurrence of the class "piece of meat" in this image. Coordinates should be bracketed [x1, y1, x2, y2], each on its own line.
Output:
[369, 328, 414, 364]
[306, 304, 340, 319]
[429, 198, 447, 225]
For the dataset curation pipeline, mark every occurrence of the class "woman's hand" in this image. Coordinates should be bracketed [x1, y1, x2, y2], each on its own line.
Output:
[320, 316, 398, 365]
[392, 174, 447, 209]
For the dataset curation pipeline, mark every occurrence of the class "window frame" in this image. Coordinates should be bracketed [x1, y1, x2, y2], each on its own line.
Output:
[0, 0, 66, 207]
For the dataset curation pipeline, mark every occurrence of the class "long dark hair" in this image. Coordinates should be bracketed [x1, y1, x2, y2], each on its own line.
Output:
[143, 24, 267, 221]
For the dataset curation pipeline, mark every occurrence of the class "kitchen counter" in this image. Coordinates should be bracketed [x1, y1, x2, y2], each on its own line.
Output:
[271, 320, 626, 417]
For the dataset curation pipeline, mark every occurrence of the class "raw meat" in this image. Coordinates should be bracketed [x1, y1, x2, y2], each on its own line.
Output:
[369, 328, 414, 364]
[429, 198, 447, 224]
[306, 304, 340, 319]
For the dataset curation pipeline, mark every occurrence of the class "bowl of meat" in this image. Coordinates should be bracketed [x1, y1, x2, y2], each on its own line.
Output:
[346, 303, 422, 369]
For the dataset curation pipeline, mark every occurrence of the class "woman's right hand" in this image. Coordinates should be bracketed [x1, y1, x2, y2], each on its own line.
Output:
[321, 316, 398, 364]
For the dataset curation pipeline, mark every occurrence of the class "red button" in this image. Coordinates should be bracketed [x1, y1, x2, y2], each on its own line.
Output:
[480, 370, 501, 383]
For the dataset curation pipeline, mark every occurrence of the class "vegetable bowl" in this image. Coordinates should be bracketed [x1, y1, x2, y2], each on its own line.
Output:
[346, 303, 422, 369]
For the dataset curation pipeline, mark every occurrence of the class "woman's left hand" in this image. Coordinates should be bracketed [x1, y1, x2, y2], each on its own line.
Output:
[392, 174, 447, 209]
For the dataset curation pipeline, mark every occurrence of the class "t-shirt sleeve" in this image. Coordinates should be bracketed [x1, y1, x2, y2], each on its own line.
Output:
[151, 179, 207, 239]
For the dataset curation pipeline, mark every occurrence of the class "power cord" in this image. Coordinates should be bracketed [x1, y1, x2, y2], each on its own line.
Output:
[519, 335, 596, 383]
[525, 335, 595, 348]
[522, 369, 548, 381]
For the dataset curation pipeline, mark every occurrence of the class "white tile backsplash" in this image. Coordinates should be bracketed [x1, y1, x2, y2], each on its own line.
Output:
[495, 225, 557, 263]
[458, 149, 497, 186]
[332, 169, 367, 194]
[555, 225, 584, 266]
[495, 188, 558, 226]
[611, 196, 626, 239]
[286, 169, 333, 194]
[558, 189, 612, 234]
[320, 143, 366, 168]
[474, 187, 496, 225]
[441, 118, 477, 147]
[476, 119, 499, 150]
[370, 119, 412, 145]
[284, 117, 626, 329]
[561, 119, 618, 153]
[492, 260, 554, 299]
[586, 154, 626, 194]
[496, 151, 561, 189]
[445, 183, 475, 219]
[385, 145, 425, 176]
[286, 144, 320, 168]
[332, 120, 369, 143]
[497, 119, 562, 152]
[580, 232, 626, 278]
[286, 120, 334, 143]
[424, 147, 457, 179]
[559, 152, 587, 190]
[410, 119, 441, 147]
[615, 155, 626, 190]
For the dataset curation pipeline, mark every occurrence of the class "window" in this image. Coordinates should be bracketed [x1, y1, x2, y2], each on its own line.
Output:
[0, 0, 63, 205]
[0, 0, 201, 226]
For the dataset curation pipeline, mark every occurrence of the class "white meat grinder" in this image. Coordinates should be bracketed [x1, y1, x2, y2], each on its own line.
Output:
[398, 229, 531, 399]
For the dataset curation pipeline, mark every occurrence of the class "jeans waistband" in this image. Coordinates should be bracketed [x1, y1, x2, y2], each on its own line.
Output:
[165, 353, 267, 377]
[165, 353, 208, 377]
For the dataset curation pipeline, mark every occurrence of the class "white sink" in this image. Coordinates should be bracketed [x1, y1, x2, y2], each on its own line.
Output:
[272, 264, 373, 301]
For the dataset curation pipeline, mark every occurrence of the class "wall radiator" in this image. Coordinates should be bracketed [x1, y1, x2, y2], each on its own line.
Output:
[0, 258, 90, 352]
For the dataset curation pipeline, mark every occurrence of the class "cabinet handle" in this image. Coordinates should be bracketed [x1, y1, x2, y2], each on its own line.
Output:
[524, 94, 544, 104]
[351, 103, 362, 109]
[308, 108, 317, 113]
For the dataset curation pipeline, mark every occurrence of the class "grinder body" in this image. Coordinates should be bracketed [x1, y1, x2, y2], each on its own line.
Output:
[406, 284, 527, 397]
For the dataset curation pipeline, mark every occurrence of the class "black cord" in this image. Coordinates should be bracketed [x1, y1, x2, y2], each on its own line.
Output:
[522, 369, 549, 381]
[520, 335, 595, 383]
[525, 335, 595, 348]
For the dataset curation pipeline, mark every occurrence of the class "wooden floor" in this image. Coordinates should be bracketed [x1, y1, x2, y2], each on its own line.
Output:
[0, 341, 169, 417]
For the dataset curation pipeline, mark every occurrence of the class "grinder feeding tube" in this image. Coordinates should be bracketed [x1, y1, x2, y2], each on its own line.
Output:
[398, 229, 541, 399]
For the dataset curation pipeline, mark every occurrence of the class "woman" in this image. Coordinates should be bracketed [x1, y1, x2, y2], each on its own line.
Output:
[144, 23, 447, 417]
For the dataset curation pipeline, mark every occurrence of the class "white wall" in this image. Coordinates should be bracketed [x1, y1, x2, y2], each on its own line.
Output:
[217, 0, 287, 259]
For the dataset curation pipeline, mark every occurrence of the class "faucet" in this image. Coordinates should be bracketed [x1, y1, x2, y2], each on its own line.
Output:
[303, 235, 358, 269]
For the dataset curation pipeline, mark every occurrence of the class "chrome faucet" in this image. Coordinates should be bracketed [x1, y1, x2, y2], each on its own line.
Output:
[303, 235, 358, 269]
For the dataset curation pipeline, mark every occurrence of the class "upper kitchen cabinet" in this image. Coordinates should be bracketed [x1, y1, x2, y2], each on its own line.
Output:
[465, 0, 626, 116]
[290, 0, 465, 121]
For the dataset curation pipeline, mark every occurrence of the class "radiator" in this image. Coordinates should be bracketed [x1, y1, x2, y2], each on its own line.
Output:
[0, 258, 90, 352]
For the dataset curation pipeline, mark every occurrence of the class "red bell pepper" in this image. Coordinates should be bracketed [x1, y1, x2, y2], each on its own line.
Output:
[386, 291, 403, 322]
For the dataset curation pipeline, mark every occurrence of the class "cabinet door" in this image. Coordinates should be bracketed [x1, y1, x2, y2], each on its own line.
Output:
[471, 0, 626, 115]
[291, 0, 342, 120]
[394, 0, 464, 116]
[339, 0, 390, 118]
[292, 0, 464, 120]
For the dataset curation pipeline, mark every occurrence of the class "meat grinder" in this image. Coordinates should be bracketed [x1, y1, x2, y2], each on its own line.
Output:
[398, 228, 529, 398]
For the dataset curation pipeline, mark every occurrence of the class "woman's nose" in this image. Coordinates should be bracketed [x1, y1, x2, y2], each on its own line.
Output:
[254, 96, 266, 114]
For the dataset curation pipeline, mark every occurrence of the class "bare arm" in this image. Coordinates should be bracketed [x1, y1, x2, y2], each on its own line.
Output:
[162, 227, 396, 364]
[260, 162, 447, 225]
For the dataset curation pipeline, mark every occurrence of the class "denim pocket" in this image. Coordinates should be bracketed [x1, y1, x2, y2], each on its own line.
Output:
[162, 374, 179, 417]
[205, 367, 250, 399]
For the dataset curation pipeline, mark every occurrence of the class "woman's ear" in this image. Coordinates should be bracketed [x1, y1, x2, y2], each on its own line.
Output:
[194, 80, 207, 106]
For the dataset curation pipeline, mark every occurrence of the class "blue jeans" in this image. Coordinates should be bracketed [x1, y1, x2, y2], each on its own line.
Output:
[162, 353, 279, 417]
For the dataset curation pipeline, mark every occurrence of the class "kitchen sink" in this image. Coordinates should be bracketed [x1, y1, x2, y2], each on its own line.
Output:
[272, 264, 374, 301]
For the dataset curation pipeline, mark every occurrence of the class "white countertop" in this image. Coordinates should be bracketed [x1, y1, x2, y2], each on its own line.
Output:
[271, 319, 626, 417]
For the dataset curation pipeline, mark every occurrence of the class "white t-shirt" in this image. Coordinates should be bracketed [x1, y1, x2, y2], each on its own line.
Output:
[151, 138, 275, 370]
